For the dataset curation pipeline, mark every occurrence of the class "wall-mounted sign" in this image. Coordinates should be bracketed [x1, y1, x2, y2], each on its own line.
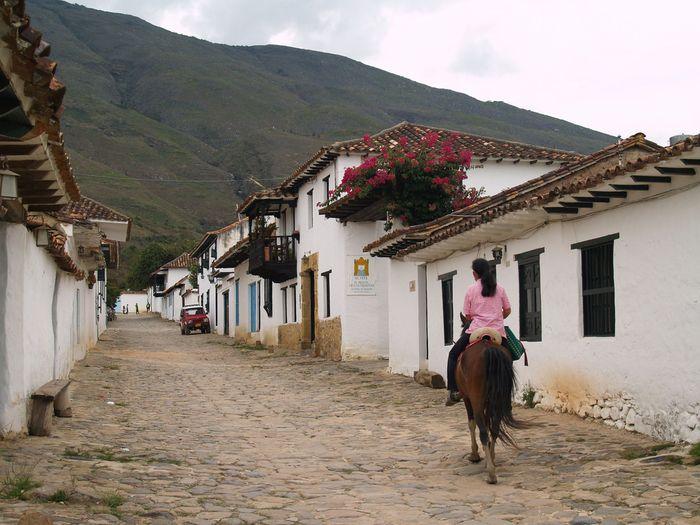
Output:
[347, 256, 376, 296]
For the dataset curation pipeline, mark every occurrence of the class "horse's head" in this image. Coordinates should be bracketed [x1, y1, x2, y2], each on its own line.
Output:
[460, 313, 471, 335]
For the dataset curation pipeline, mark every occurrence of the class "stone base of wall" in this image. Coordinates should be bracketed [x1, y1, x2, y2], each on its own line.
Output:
[278, 323, 303, 353]
[233, 326, 259, 346]
[519, 385, 700, 443]
[316, 317, 342, 361]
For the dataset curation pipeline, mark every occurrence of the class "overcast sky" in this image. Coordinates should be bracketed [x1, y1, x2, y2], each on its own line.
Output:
[70, 0, 697, 145]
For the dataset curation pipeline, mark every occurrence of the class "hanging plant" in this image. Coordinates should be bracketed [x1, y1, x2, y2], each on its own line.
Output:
[327, 132, 482, 226]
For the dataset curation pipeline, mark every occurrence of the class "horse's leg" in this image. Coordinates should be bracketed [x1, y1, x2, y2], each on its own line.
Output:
[465, 399, 481, 463]
[475, 414, 497, 484]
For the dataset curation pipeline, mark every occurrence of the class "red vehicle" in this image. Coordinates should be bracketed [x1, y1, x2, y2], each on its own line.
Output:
[180, 306, 211, 335]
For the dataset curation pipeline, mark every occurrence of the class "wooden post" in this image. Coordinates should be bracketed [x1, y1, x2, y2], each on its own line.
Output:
[28, 398, 53, 436]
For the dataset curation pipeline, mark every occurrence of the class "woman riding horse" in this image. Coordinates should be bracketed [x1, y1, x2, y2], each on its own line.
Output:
[445, 258, 511, 406]
[445, 258, 525, 484]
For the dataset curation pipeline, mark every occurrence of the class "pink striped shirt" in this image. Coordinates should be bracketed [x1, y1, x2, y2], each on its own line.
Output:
[463, 279, 511, 337]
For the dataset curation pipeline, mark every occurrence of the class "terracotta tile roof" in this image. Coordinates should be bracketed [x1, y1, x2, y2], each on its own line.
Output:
[382, 134, 697, 259]
[281, 122, 584, 196]
[212, 237, 249, 269]
[0, 0, 79, 202]
[162, 252, 194, 270]
[332, 122, 583, 161]
[242, 122, 588, 218]
[60, 196, 130, 223]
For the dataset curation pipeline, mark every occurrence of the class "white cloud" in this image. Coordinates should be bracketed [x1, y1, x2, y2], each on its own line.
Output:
[68, 0, 699, 145]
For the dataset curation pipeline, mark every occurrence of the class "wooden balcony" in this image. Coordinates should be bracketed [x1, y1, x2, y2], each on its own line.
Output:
[249, 234, 297, 283]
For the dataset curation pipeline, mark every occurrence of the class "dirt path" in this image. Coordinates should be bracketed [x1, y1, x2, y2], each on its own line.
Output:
[1, 315, 698, 524]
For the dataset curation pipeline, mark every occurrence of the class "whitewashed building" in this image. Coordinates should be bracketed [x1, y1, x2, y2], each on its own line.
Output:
[117, 290, 148, 313]
[148, 252, 193, 319]
[0, 5, 131, 437]
[190, 219, 248, 333]
[368, 133, 700, 442]
[229, 122, 581, 359]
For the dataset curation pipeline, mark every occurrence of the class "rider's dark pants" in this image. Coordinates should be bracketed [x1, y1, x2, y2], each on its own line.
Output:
[447, 332, 471, 392]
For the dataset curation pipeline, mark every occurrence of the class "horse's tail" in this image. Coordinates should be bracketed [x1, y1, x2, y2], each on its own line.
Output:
[484, 344, 526, 447]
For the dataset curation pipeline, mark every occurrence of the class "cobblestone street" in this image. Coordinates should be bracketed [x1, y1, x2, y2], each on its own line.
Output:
[1, 315, 698, 524]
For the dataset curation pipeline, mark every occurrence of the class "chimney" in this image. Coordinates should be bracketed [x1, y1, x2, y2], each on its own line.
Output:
[669, 134, 691, 146]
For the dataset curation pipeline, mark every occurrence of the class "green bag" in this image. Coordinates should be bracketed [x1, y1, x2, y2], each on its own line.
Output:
[504, 326, 527, 364]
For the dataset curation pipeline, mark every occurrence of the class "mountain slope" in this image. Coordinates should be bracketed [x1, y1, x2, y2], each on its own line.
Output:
[30, 0, 615, 240]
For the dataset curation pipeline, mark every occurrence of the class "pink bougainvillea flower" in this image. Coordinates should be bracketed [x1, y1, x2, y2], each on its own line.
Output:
[398, 136, 409, 148]
[363, 134, 373, 146]
[459, 150, 473, 165]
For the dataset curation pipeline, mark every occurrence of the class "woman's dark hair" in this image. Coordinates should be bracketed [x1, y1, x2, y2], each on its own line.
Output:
[472, 258, 497, 297]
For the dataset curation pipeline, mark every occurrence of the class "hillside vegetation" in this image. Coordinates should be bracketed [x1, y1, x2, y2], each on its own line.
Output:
[31, 0, 614, 243]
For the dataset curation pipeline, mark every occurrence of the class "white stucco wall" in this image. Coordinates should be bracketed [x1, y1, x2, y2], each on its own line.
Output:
[389, 184, 700, 441]
[0, 222, 103, 436]
[294, 155, 390, 358]
[118, 292, 148, 312]
[466, 159, 560, 197]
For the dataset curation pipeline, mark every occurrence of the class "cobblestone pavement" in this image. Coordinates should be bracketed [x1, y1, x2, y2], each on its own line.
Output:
[1, 315, 699, 525]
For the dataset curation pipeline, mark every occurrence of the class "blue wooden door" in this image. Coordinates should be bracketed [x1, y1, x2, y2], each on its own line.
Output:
[234, 280, 240, 326]
[249, 282, 258, 332]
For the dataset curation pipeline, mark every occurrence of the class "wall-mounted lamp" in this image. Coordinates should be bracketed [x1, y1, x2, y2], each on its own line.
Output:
[35, 226, 50, 247]
[0, 168, 19, 199]
[492, 245, 504, 264]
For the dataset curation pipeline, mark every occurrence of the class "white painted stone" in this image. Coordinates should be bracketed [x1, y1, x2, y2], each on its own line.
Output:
[687, 427, 700, 444]
[533, 392, 542, 404]
[620, 406, 629, 419]
[601, 407, 611, 420]
[626, 408, 637, 426]
[592, 405, 602, 419]
[615, 420, 625, 430]
[686, 414, 698, 429]
[610, 407, 620, 421]
[604, 419, 616, 427]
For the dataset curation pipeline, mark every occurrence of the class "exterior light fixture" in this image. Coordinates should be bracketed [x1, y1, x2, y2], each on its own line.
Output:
[208, 273, 215, 284]
[0, 167, 19, 199]
[35, 226, 50, 247]
[492, 245, 504, 264]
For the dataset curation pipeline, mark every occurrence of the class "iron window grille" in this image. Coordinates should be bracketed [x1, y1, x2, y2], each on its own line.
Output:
[572, 234, 618, 337]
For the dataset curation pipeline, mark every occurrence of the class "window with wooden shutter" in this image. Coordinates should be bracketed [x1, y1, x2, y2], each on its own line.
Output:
[572, 234, 618, 337]
[516, 248, 543, 342]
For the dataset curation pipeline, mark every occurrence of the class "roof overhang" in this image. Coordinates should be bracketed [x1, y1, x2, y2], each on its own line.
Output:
[239, 192, 297, 218]
[90, 218, 130, 242]
[400, 140, 700, 262]
[1, 133, 71, 211]
[190, 233, 216, 258]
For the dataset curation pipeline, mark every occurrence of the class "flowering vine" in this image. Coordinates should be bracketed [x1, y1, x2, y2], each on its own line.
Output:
[327, 132, 482, 226]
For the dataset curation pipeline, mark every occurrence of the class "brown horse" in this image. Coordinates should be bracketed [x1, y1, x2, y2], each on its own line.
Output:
[455, 315, 524, 484]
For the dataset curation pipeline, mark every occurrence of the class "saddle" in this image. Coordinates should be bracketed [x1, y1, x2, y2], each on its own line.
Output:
[468, 327, 502, 346]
